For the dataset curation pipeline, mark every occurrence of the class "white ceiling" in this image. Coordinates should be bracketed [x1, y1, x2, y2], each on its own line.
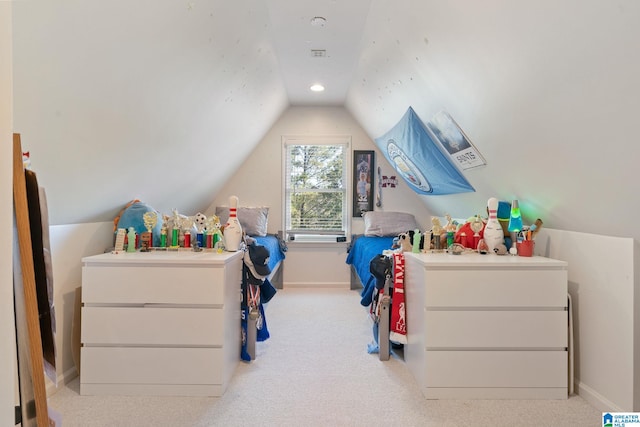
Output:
[265, 0, 373, 106]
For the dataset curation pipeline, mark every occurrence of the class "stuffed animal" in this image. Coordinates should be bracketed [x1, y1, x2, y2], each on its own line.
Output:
[396, 232, 413, 253]
[493, 243, 508, 255]
[394, 230, 426, 253]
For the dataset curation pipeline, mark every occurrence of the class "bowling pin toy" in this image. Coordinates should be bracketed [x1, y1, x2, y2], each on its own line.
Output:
[483, 197, 505, 254]
[223, 195, 243, 251]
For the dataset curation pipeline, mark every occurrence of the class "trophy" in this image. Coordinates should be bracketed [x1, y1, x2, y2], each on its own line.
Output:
[180, 216, 194, 248]
[431, 217, 443, 251]
[159, 215, 169, 249]
[204, 215, 218, 249]
[170, 209, 181, 247]
[142, 211, 158, 251]
[470, 215, 484, 250]
[194, 213, 207, 248]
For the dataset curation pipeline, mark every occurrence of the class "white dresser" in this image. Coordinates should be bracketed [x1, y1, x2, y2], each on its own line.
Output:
[80, 250, 243, 396]
[403, 252, 568, 399]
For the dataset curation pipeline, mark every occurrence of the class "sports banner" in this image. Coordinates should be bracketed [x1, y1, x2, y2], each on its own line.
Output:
[374, 107, 474, 195]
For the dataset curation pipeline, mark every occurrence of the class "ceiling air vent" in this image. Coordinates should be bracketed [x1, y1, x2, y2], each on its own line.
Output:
[310, 49, 327, 58]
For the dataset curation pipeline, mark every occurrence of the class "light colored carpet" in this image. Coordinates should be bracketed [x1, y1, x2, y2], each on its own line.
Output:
[48, 288, 602, 426]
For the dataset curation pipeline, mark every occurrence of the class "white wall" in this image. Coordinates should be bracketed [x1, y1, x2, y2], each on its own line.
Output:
[535, 229, 636, 411]
[284, 243, 351, 288]
[47, 222, 114, 387]
[1, 3, 14, 425]
[206, 106, 433, 286]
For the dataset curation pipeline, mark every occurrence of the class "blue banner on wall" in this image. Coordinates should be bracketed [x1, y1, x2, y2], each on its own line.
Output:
[374, 107, 474, 195]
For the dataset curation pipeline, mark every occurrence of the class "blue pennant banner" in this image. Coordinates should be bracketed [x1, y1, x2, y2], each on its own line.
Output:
[374, 107, 474, 195]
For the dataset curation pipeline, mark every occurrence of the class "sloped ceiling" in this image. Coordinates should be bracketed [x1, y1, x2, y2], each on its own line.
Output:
[346, 0, 640, 239]
[12, 1, 640, 240]
[13, 0, 289, 224]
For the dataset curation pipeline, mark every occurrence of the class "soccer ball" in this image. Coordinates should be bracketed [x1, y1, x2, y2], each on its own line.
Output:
[194, 212, 207, 231]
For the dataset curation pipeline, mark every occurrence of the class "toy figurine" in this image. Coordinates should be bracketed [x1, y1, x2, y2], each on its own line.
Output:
[412, 229, 421, 253]
[431, 217, 443, 235]
[444, 213, 457, 232]
[126, 227, 137, 252]
[477, 238, 489, 254]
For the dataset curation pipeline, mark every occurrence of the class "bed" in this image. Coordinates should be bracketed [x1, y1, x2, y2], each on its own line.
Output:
[251, 234, 286, 289]
[346, 234, 395, 306]
[346, 211, 420, 307]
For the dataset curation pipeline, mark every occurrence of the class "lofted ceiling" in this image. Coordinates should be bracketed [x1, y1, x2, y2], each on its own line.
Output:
[265, 0, 372, 106]
[11, 1, 640, 242]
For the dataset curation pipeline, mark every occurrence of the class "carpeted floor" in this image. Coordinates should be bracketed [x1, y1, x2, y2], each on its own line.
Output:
[48, 288, 602, 426]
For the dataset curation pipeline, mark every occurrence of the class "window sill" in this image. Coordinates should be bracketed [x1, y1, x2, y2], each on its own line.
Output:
[287, 234, 347, 243]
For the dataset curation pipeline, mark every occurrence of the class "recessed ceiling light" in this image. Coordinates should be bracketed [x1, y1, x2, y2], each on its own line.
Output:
[310, 16, 326, 27]
[310, 84, 325, 92]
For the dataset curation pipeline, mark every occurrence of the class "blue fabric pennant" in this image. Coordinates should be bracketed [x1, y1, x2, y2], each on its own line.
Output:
[374, 107, 474, 195]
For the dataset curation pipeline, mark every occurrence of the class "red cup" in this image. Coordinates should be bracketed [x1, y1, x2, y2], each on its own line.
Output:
[517, 240, 535, 257]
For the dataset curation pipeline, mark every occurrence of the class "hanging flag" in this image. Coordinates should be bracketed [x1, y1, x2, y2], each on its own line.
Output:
[381, 176, 397, 188]
[374, 107, 475, 195]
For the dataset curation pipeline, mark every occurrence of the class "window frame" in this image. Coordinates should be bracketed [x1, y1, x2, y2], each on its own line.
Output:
[282, 135, 352, 243]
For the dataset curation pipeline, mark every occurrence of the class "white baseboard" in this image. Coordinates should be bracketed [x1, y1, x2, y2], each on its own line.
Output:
[283, 282, 350, 289]
[577, 380, 624, 412]
[46, 366, 78, 397]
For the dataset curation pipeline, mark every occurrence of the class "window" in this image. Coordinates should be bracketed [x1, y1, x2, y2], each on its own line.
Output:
[283, 136, 350, 242]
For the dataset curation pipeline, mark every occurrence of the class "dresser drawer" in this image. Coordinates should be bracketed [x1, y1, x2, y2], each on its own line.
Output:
[81, 306, 224, 346]
[424, 350, 567, 388]
[424, 269, 567, 308]
[82, 265, 226, 304]
[424, 310, 567, 348]
[81, 347, 224, 385]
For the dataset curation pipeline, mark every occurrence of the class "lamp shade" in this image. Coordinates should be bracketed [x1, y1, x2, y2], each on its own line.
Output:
[508, 200, 523, 232]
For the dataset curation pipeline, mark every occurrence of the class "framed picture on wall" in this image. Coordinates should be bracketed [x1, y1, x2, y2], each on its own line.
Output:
[353, 150, 375, 217]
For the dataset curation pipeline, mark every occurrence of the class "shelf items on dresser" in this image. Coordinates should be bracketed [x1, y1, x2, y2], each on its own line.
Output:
[404, 252, 568, 400]
[80, 250, 243, 396]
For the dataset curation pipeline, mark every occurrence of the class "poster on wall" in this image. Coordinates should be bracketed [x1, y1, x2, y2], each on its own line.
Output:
[427, 110, 486, 171]
[353, 150, 374, 217]
[374, 107, 474, 195]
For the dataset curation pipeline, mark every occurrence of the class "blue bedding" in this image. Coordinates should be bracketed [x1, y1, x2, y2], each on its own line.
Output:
[346, 235, 395, 306]
[252, 235, 286, 272]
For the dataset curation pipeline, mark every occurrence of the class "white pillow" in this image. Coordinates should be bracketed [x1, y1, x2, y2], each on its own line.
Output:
[363, 211, 419, 237]
[216, 206, 269, 237]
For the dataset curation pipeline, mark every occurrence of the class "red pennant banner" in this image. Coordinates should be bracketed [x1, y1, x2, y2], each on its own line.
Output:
[389, 252, 407, 344]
